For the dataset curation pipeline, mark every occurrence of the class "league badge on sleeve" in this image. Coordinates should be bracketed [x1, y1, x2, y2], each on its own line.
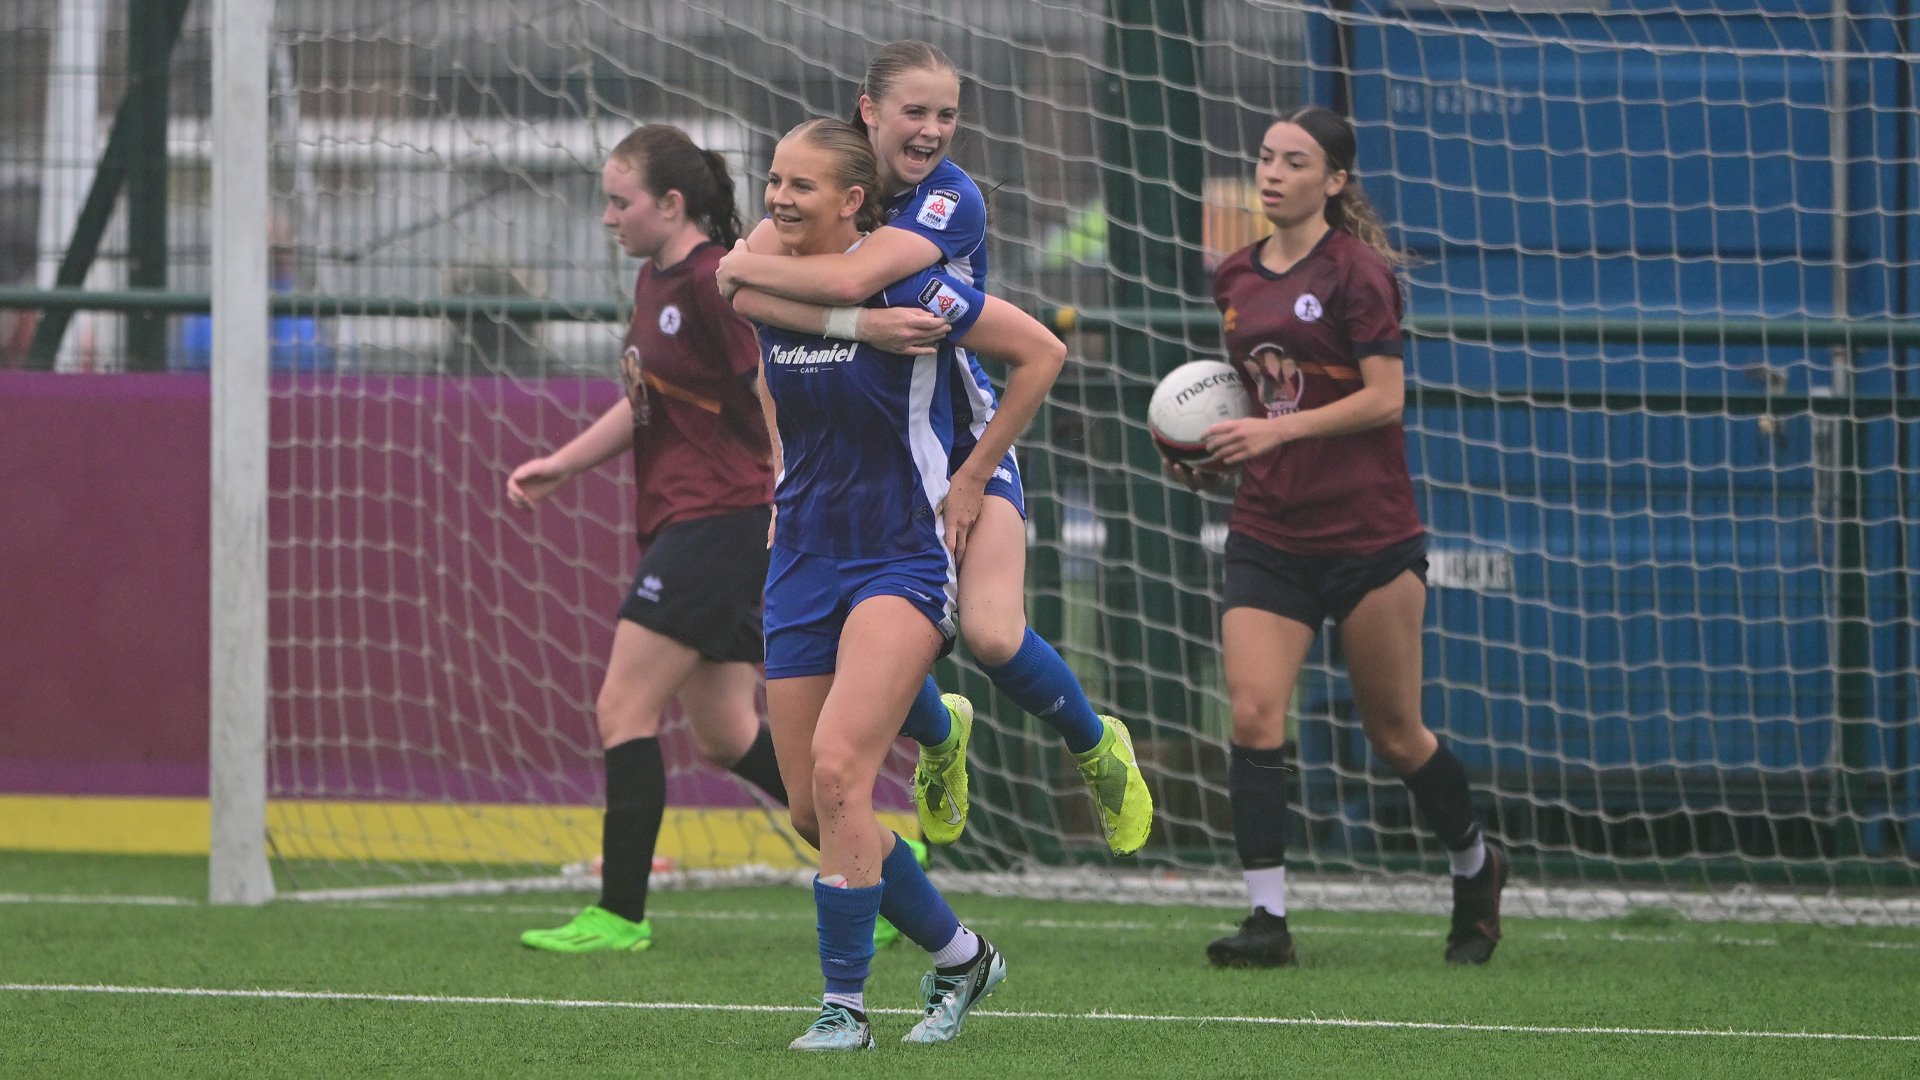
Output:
[917, 189, 961, 231]
[918, 278, 972, 323]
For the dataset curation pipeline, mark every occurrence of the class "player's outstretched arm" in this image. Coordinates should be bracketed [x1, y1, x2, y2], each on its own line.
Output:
[1202, 353, 1404, 467]
[940, 296, 1067, 562]
[718, 224, 944, 305]
[505, 396, 635, 511]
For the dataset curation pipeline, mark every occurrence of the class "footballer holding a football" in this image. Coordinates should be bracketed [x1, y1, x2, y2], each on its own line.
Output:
[1170, 105, 1507, 969]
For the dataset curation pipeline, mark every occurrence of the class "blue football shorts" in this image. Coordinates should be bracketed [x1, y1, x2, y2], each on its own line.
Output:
[953, 445, 1025, 519]
[763, 544, 958, 679]
[983, 450, 1025, 517]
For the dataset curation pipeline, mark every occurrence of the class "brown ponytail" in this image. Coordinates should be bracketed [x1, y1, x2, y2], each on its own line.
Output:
[608, 125, 742, 247]
[1275, 105, 1413, 268]
[698, 148, 742, 247]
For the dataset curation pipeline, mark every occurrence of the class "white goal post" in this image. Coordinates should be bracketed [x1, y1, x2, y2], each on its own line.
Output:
[207, 0, 273, 906]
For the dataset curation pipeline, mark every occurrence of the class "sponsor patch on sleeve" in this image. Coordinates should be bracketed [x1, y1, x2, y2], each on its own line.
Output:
[917, 278, 972, 324]
[916, 189, 962, 231]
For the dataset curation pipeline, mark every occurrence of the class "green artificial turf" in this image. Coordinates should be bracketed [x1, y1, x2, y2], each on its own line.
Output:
[2, 852, 1916, 1078]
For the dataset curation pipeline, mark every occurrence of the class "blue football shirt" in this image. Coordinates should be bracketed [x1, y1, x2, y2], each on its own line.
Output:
[882, 159, 1001, 455]
[759, 258, 988, 560]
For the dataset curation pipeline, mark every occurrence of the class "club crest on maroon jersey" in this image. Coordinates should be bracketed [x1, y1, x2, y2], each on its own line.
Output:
[1243, 343, 1304, 416]
[621, 345, 651, 425]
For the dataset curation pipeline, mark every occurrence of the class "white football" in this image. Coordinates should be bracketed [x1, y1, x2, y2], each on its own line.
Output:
[1148, 359, 1255, 464]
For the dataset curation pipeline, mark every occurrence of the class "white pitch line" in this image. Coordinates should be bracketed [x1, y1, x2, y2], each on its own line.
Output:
[10, 895, 1920, 951]
[0, 893, 198, 906]
[2, 983, 1914, 1044]
[298, 904, 1920, 947]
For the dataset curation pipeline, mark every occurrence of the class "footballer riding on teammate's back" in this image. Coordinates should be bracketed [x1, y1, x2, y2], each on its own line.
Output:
[718, 40, 1154, 868]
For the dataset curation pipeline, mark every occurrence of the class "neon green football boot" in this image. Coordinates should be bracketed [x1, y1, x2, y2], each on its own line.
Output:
[873, 837, 930, 950]
[912, 694, 973, 846]
[519, 905, 652, 953]
[1075, 716, 1154, 856]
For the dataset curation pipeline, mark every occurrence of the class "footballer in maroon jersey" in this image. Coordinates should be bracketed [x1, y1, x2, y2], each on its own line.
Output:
[1211, 227, 1421, 556]
[621, 239, 774, 545]
[1170, 106, 1508, 971]
[506, 126, 789, 956]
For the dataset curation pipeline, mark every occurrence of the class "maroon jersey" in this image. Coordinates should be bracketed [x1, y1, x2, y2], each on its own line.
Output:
[1211, 228, 1422, 556]
[623, 241, 774, 544]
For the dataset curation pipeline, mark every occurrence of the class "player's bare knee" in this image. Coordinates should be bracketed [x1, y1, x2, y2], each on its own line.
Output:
[788, 808, 820, 848]
[809, 755, 875, 825]
[963, 618, 1024, 668]
[686, 717, 752, 769]
[689, 734, 736, 769]
[594, 685, 620, 730]
[1367, 721, 1433, 774]
[595, 697, 638, 747]
[808, 755, 863, 806]
[1229, 696, 1287, 749]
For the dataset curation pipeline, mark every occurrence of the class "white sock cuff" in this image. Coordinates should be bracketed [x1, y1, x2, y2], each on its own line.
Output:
[930, 925, 981, 969]
[1449, 836, 1488, 879]
[822, 990, 864, 1013]
[1244, 865, 1287, 917]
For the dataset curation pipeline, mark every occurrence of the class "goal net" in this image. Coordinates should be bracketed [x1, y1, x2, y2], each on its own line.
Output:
[187, 0, 1919, 919]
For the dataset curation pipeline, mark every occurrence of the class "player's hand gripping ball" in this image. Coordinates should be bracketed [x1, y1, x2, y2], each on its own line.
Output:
[1149, 359, 1255, 468]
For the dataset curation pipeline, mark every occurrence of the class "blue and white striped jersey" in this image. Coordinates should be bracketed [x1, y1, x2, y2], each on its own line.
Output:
[759, 259, 988, 560]
[882, 158, 1000, 456]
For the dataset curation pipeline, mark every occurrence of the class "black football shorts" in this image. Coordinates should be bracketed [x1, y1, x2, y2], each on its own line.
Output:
[617, 506, 771, 664]
[1223, 531, 1427, 631]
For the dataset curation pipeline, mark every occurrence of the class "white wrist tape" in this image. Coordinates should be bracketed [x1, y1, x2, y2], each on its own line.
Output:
[822, 306, 861, 340]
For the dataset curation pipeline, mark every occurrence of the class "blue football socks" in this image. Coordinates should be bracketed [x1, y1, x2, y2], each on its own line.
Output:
[898, 676, 953, 747]
[815, 877, 884, 1003]
[980, 628, 1106, 754]
[876, 832, 961, 952]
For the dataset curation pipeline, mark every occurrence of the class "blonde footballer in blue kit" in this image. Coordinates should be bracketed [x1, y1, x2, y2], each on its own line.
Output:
[725, 119, 1066, 1051]
[718, 40, 1153, 871]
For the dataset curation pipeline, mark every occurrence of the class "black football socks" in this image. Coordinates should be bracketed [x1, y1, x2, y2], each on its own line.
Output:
[1229, 742, 1291, 915]
[728, 725, 788, 805]
[1401, 742, 1487, 876]
[599, 736, 667, 923]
